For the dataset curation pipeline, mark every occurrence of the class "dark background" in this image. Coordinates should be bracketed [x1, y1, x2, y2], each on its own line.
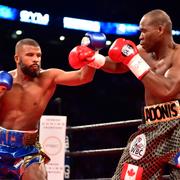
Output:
[0, 1, 179, 179]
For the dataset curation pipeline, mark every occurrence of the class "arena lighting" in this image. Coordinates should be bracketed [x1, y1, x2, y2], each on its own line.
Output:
[20, 10, 49, 25]
[59, 35, 65, 41]
[0, 5, 19, 20]
[0, 4, 180, 36]
[106, 40, 112, 46]
[15, 30, 22, 35]
[0, 5, 49, 26]
[63, 17, 101, 32]
[101, 22, 139, 36]
[172, 30, 180, 35]
[63, 17, 180, 36]
[63, 17, 139, 36]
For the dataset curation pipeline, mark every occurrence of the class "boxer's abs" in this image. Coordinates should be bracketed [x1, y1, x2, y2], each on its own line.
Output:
[145, 90, 180, 106]
[0, 109, 41, 130]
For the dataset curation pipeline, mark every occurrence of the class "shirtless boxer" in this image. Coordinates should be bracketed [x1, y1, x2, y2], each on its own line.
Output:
[101, 9, 180, 179]
[0, 32, 106, 180]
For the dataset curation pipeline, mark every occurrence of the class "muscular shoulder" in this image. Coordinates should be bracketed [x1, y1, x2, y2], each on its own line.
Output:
[35, 68, 64, 88]
[39, 68, 65, 80]
[40, 68, 64, 75]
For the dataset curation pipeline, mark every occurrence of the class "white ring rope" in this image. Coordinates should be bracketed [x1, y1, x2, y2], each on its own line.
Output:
[67, 119, 142, 132]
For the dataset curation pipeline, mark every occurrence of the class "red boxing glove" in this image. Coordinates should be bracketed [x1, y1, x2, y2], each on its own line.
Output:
[68, 45, 95, 69]
[108, 38, 150, 79]
[69, 45, 105, 69]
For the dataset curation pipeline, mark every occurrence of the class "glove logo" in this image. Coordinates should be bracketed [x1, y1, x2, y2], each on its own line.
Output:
[122, 44, 134, 56]
[129, 134, 146, 160]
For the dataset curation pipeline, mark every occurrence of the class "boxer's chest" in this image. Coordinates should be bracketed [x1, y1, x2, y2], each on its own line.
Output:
[147, 54, 173, 76]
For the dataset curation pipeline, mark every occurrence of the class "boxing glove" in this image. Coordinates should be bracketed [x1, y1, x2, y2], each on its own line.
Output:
[108, 38, 150, 80]
[69, 32, 106, 69]
[81, 32, 106, 69]
[69, 45, 95, 69]
[0, 71, 13, 93]
[81, 32, 106, 51]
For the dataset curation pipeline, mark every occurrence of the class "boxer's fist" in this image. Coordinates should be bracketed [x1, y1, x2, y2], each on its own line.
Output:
[0, 71, 13, 93]
[68, 45, 96, 69]
[81, 32, 106, 51]
[108, 38, 150, 79]
[81, 32, 106, 68]
[69, 32, 106, 69]
[108, 38, 138, 64]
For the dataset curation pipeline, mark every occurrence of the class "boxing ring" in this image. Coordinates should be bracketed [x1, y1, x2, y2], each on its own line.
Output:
[65, 119, 171, 179]
[66, 119, 141, 157]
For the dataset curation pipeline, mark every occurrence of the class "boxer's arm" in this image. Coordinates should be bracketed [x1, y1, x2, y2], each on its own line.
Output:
[100, 43, 145, 74]
[108, 38, 180, 100]
[69, 32, 107, 69]
[141, 58, 180, 100]
[131, 42, 180, 100]
[100, 56, 130, 74]
[44, 32, 107, 86]
[46, 66, 96, 86]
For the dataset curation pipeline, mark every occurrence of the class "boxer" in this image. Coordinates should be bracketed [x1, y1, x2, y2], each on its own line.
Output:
[101, 9, 180, 179]
[0, 32, 106, 179]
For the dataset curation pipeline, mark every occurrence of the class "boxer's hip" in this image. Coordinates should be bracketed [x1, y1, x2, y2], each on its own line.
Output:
[0, 127, 38, 147]
[0, 127, 50, 170]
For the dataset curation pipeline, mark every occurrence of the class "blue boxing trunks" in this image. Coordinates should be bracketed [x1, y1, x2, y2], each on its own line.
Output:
[112, 100, 180, 180]
[0, 127, 50, 180]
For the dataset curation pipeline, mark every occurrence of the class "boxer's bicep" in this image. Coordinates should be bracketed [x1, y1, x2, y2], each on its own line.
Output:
[164, 64, 180, 94]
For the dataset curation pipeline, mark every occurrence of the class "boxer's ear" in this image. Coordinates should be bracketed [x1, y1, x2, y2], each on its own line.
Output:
[14, 54, 19, 64]
[158, 25, 164, 35]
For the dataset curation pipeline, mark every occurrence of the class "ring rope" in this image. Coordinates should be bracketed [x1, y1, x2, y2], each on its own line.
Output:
[66, 118, 170, 179]
[66, 119, 142, 157]
[66, 147, 125, 157]
[66, 119, 142, 132]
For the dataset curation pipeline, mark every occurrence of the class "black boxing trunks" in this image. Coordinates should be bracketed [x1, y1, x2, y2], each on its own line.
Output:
[112, 100, 180, 180]
[0, 127, 50, 180]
